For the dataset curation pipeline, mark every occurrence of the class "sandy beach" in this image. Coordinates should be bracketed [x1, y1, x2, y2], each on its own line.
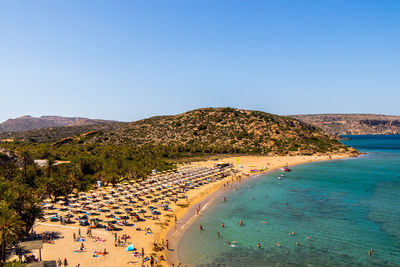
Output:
[32, 153, 354, 267]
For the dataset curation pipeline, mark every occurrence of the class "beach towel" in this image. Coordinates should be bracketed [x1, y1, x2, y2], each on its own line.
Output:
[142, 256, 150, 262]
[92, 251, 107, 257]
[132, 252, 141, 258]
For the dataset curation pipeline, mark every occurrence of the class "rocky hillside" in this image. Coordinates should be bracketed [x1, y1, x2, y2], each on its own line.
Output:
[0, 121, 127, 143]
[82, 108, 355, 156]
[291, 114, 400, 135]
[0, 115, 123, 132]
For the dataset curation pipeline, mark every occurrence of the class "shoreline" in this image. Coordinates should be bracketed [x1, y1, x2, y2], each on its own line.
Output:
[158, 153, 356, 266]
[30, 153, 357, 266]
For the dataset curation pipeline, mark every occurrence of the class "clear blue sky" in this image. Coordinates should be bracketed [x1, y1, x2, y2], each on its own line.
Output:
[1, 0, 399, 122]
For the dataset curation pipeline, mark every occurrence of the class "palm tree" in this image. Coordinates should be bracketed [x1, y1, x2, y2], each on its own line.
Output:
[19, 197, 42, 235]
[4, 163, 16, 181]
[46, 158, 55, 178]
[19, 150, 32, 184]
[0, 203, 23, 264]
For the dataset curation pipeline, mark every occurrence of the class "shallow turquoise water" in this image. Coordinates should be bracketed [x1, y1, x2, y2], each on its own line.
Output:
[178, 135, 400, 266]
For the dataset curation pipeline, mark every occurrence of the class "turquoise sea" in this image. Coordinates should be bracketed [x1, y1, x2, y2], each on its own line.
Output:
[177, 135, 400, 266]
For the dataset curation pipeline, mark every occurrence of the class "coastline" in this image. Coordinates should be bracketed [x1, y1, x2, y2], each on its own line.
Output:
[30, 153, 357, 266]
[158, 153, 356, 266]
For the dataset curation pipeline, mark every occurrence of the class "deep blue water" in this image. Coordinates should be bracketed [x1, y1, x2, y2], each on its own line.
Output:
[178, 135, 400, 266]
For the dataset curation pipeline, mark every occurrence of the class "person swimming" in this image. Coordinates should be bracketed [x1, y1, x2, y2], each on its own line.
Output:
[257, 243, 261, 248]
[239, 220, 243, 226]
[230, 241, 238, 247]
[274, 242, 281, 247]
[368, 249, 374, 256]
[221, 223, 224, 228]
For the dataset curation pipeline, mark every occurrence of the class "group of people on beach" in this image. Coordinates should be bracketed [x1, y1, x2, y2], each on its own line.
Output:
[39, 166, 234, 266]
[56, 258, 69, 267]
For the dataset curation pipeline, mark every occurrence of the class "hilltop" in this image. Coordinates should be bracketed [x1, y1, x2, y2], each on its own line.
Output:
[0, 115, 125, 132]
[0, 116, 127, 143]
[291, 114, 400, 135]
[79, 108, 355, 156]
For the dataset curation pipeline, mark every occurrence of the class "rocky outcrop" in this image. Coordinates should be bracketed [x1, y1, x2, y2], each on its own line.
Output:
[291, 114, 400, 135]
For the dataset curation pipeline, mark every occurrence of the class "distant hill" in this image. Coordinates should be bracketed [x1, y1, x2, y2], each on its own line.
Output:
[0, 115, 122, 132]
[291, 114, 400, 135]
[77, 107, 356, 156]
[0, 116, 127, 143]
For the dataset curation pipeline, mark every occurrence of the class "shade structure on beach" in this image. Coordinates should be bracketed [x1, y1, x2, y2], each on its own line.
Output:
[125, 243, 135, 251]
